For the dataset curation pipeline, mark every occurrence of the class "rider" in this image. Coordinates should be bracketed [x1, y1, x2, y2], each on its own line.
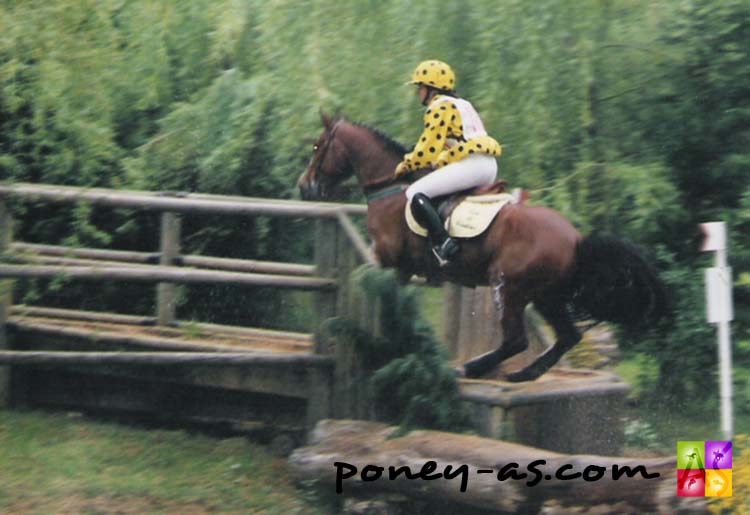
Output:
[395, 60, 502, 267]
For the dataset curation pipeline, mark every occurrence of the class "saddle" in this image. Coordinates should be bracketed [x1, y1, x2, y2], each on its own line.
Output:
[437, 180, 507, 217]
[406, 180, 522, 238]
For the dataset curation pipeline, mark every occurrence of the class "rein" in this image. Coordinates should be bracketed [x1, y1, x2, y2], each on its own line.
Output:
[363, 177, 408, 203]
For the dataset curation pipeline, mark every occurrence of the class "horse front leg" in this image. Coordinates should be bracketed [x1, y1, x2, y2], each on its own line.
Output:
[505, 296, 581, 382]
[458, 276, 529, 379]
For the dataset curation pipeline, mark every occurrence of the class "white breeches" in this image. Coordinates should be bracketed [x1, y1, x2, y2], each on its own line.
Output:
[405, 154, 498, 200]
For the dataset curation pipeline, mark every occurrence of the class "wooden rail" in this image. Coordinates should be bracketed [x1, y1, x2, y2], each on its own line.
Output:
[11, 244, 316, 276]
[11, 243, 317, 276]
[0, 264, 336, 290]
[9, 306, 314, 348]
[0, 182, 367, 217]
[11, 306, 156, 326]
[336, 211, 378, 266]
[8, 318, 312, 354]
[11, 243, 159, 264]
[0, 350, 333, 367]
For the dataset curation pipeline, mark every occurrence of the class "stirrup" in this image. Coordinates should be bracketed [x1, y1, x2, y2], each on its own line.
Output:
[432, 238, 460, 268]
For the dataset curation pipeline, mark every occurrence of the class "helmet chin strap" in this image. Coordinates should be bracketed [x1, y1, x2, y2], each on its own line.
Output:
[420, 86, 439, 106]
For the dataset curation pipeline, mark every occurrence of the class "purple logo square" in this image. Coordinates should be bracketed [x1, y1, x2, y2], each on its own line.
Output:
[705, 441, 732, 469]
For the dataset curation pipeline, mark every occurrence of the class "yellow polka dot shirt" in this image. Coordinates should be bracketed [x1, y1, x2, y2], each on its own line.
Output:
[398, 95, 502, 173]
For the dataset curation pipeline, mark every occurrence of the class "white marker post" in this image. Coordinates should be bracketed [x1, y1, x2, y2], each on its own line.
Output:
[700, 222, 733, 440]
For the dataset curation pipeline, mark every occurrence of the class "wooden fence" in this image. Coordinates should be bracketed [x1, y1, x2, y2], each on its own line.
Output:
[0, 182, 378, 429]
[0, 182, 374, 315]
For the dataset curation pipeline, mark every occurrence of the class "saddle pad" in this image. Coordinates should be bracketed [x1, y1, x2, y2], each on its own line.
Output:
[406, 193, 516, 238]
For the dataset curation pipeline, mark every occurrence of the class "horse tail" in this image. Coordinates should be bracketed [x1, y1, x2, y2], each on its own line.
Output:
[568, 234, 671, 330]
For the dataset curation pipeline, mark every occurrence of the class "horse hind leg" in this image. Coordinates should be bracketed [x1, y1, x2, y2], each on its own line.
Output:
[505, 295, 581, 382]
[459, 276, 529, 379]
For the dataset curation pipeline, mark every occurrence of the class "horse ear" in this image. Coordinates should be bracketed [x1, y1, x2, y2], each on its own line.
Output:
[320, 110, 333, 129]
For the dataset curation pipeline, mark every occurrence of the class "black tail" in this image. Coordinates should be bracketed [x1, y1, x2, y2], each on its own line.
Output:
[569, 234, 671, 330]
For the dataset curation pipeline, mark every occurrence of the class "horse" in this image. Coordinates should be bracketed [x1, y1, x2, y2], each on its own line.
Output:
[298, 112, 670, 381]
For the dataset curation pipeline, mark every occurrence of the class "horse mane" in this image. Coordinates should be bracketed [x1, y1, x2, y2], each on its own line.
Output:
[350, 120, 409, 157]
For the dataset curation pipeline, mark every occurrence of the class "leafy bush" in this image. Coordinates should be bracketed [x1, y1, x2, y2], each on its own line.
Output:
[323, 267, 472, 434]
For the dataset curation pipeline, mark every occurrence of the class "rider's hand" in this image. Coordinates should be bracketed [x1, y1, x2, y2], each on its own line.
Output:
[394, 162, 409, 177]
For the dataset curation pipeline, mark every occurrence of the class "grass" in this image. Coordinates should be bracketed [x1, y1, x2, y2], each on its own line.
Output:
[615, 353, 750, 442]
[0, 409, 328, 515]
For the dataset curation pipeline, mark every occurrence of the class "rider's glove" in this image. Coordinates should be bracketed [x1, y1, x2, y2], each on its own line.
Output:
[394, 162, 409, 177]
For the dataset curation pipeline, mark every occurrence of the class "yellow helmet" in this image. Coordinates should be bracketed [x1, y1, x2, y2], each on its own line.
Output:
[406, 60, 456, 92]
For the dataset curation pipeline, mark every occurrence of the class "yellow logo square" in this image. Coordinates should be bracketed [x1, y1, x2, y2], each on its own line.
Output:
[705, 469, 732, 497]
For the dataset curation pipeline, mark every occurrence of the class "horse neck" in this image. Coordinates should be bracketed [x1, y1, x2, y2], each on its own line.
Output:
[341, 122, 409, 261]
[342, 122, 403, 190]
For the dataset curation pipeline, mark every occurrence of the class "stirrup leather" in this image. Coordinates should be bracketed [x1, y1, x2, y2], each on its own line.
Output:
[432, 237, 460, 267]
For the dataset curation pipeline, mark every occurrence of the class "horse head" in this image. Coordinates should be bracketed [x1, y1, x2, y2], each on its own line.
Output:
[298, 112, 354, 200]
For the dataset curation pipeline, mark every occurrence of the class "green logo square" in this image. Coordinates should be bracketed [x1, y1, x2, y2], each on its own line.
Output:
[677, 441, 705, 470]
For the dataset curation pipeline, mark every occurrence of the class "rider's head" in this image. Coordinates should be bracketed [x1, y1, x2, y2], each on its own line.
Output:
[406, 60, 456, 105]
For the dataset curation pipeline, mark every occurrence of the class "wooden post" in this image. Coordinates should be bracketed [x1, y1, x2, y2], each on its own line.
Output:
[309, 218, 340, 427]
[442, 283, 462, 359]
[315, 212, 381, 421]
[0, 200, 11, 406]
[313, 218, 339, 351]
[157, 212, 181, 326]
[335, 218, 358, 318]
[305, 366, 333, 434]
[455, 287, 482, 363]
[333, 216, 368, 419]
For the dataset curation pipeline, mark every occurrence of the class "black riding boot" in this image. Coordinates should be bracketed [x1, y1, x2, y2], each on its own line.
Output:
[411, 193, 460, 267]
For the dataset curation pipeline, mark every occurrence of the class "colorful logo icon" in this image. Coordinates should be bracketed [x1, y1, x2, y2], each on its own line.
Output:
[677, 440, 732, 497]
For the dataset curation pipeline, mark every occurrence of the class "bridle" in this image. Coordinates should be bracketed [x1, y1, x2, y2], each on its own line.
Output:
[313, 119, 343, 179]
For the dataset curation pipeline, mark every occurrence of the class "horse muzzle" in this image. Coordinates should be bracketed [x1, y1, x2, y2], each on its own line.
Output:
[299, 183, 316, 200]
[299, 178, 324, 200]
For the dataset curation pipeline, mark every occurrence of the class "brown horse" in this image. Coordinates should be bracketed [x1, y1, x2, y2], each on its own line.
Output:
[298, 113, 670, 381]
